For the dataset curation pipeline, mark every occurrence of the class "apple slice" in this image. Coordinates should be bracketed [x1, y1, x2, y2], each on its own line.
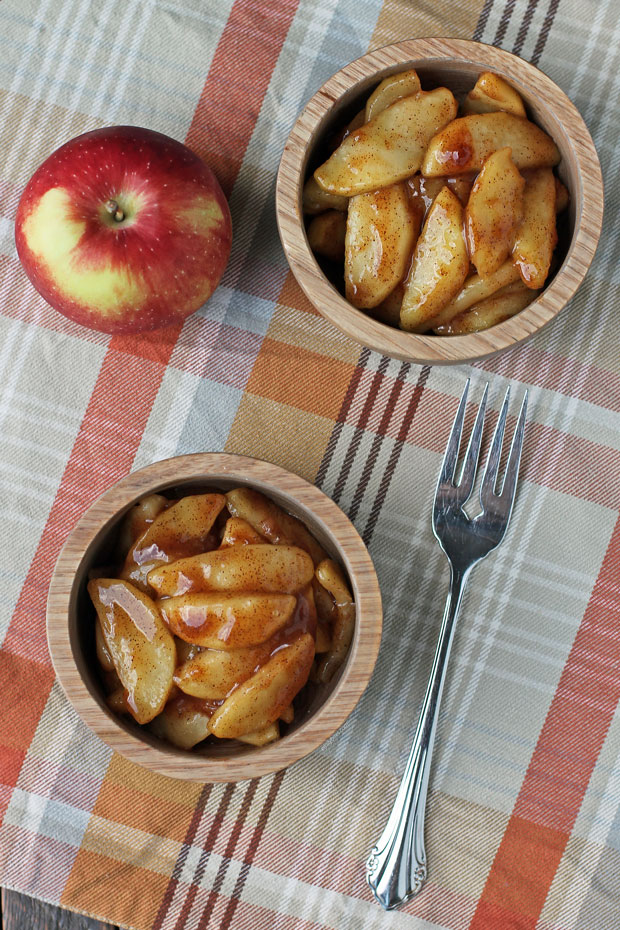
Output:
[148, 544, 314, 597]
[407, 175, 475, 215]
[345, 182, 419, 310]
[465, 147, 525, 277]
[226, 489, 327, 566]
[315, 559, 355, 682]
[369, 282, 405, 327]
[421, 112, 560, 176]
[424, 260, 521, 330]
[208, 634, 315, 738]
[88, 578, 176, 724]
[512, 167, 557, 289]
[365, 69, 421, 121]
[302, 176, 349, 215]
[220, 516, 266, 547]
[237, 722, 280, 746]
[434, 281, 538, 334]
[174, 644, 271, 699]
[314, 88, 457, 196]
[161, 592, 296, 648]
[400, 187, 469, 333]
[307, 210, 347, 261]
[463, 72, 527, 117]
[118, 493, 168, 554]
[150, 693, 215, 749]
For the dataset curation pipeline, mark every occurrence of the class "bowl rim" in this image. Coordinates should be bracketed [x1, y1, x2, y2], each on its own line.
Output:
[276, 36, 604, 365]
[46, 452, 382, 782]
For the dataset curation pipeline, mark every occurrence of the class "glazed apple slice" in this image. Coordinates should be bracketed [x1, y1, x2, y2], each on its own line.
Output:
[424, 260, 521, 330]
[434, 281, 538, 334]
[512, 167, 557, 288]
[465, 147, 525, 277]
[345, 182, 420, 310]
[226, 489, 327, 566]
[150, 693, 214, 749]
[88, 578, 176, 724]
[365, 68, 421, 121]
[148, 544, 314, 596]
[121, 493, 226, 591]
[307, 210, 347, 262]
[302, 176, 349, 215]
[400, 187, 469, 332]
[462, 72, 527, 117]
[208, 633, 315, 738]
[219, 516, 266, 547]
[314, 88, 457, 196]
[160, 592, 296, 648]
[174, 643, 272, 699]
[421, 112, 560, 176]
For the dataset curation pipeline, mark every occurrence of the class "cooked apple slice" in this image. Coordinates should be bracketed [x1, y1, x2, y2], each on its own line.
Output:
[302, 176, 349, 215]
[512, 167, 557, 289]
[400, 187, 469, 332]
[315, 560, 355, 682]
[315, 621, 332, 653]
[208, 634, 315, 738]
[150, 693, 214, 749]
[174, 643, 271, 699]
[422, 112, 560, 176]
[121, 493, 226, 591]
[237, 722, 280, 746]
[307, 210, 347, 261]
[466, 147, 525, 277]
[365, 69, 421, 121]
[434, 281, 538, 334]
[424, 260, 521, 329]
[314, 88, 457, 196]
[118, 493, 168, 554]
[345, 182, 419, 309]
[160, 592, 296, 648]
[88, 578, 176, 724]
[555, 177, 569, 213]
[407, 175, 474, 214]
[220, 516, 266, 547]
[226, 489, 327, 566]
[95, 618, 114, 672]
[280, 704, 294, 724]
[463, 71, 527, 117]
[148, 544, 314, 596]
[369, 282, 405, 327]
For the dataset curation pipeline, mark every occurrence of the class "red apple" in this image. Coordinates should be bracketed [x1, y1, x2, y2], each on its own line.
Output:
[15, 126, 232, 334]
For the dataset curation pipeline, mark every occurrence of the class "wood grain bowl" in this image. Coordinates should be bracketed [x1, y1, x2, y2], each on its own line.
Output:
[46, 453, 382, 782]
[276, 37, 603, 365]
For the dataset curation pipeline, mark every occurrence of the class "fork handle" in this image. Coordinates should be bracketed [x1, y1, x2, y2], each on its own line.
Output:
[366, 566, 469, 910]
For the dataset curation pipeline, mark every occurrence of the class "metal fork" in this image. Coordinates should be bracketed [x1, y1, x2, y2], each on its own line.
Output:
[366, 379, 528, 910]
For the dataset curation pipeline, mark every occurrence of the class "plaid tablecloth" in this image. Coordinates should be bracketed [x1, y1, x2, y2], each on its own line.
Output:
[1, 0, 618, 928]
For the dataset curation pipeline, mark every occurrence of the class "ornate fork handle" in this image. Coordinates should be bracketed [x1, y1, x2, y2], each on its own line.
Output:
[366, 566, 469, 909]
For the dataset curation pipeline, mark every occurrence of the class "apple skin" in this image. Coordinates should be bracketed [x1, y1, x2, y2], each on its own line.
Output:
[15, 126, 232, 334]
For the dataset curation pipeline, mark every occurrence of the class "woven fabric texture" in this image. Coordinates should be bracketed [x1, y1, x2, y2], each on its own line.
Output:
[1, 0, 618, 928]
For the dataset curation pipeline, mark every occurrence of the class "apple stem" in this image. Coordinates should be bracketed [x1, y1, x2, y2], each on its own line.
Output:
[105, 199, 125, 222]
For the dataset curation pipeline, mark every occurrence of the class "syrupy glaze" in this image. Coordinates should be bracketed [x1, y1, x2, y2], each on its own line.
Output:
[99, 581, 158, 642]
[166, 690, 223, 720]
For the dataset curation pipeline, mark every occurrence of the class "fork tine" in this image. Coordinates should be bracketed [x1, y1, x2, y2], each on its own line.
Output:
[456, 382, 489, 496]
[438, 379, 470, 487]
[479, 386, 510, 501]
[495, 390, 528, 509]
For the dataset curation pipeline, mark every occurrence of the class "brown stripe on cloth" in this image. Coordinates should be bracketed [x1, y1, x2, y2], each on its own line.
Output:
[531, 0, 561, 63]
[152, 785, 213, 930]
[493, 0, 517, 44]
[473, 0, 497, 39]
[363, 366, 430, 545]
[512, 0, 540, 54]
[172, 784, 236, 930]
[211, 771, 286, 929]
[331, 355, 392, 504]
[348, 361, 412, 523]
[194, 778, 261, 928]
[315, 347, 372, 489]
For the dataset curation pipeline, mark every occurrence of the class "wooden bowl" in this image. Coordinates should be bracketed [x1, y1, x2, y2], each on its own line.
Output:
[46, 453, 382, 782]
[276, 37, 603, 365]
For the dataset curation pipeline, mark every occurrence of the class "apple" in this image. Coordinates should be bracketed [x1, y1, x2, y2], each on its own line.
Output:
[15, 126, 232, 334]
